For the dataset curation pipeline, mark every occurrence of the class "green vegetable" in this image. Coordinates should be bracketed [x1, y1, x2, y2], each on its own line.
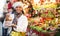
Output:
[30, 26, 36, 29]
[35, 26, 43, 32]
[47, 11, 55, 18]
[50, 19, 56, 25]
[42, 30, 47, 32]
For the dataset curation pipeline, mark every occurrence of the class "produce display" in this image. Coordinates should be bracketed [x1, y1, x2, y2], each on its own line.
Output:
[27, 2, 60, 34]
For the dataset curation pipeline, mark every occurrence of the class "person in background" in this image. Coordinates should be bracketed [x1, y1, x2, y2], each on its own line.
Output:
[10, 2, 28, 36]
[0, 0, 7, 36]
[2, 12, 14, 36]
[1, 1, 10, 36]
[0, 0, 6, 18]
[2, 3, 14, 36]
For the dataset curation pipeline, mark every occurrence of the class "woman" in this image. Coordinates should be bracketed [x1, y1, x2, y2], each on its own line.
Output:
[10, 2, 28, 36]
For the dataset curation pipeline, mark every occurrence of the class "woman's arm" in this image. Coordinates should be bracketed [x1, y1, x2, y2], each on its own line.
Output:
[11, 24, 16, 27]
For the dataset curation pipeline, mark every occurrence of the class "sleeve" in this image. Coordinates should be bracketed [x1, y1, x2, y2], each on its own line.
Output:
[16, 17, 28, 32]
[3, 19, 7, 28]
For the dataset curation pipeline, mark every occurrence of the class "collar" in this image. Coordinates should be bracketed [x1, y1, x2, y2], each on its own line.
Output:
[15, 12, 23, 18]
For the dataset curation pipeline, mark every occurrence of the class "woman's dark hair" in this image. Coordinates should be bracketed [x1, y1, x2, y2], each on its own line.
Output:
[22, 10, 24, 14]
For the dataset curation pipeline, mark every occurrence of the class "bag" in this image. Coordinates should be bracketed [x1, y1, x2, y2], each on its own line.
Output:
[10, 31, 26, 36]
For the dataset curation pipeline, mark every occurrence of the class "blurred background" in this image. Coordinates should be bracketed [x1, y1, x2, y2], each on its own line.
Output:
[0, 0, 60, 36]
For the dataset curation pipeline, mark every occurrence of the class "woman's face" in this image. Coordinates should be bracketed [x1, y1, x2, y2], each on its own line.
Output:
[15, 6, 23, 13]
[8, 8, 13, 13]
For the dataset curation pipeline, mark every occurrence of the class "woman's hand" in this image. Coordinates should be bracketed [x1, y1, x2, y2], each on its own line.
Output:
[11, 24, 16, 28]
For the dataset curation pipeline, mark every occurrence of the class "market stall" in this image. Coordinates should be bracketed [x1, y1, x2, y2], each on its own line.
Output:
[26, 0, 60, 36]
[3, 0, 60, 36]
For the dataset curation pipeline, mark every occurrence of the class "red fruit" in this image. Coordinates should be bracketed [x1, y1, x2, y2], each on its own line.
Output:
[40, 17, 44, 23]
[46, 18, 52, 21]
[44, 12, 48, 14]
[41, 17, 45, 20]
[43, 28, 46, 30]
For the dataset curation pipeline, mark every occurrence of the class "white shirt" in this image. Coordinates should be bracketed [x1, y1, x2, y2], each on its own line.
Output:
[3, 13, 14, 28]
[3, 13, 14, 34]
[14, 14, 28, 32]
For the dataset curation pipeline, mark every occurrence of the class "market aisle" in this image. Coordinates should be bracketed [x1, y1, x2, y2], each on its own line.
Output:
[0, 22, 2, 36]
